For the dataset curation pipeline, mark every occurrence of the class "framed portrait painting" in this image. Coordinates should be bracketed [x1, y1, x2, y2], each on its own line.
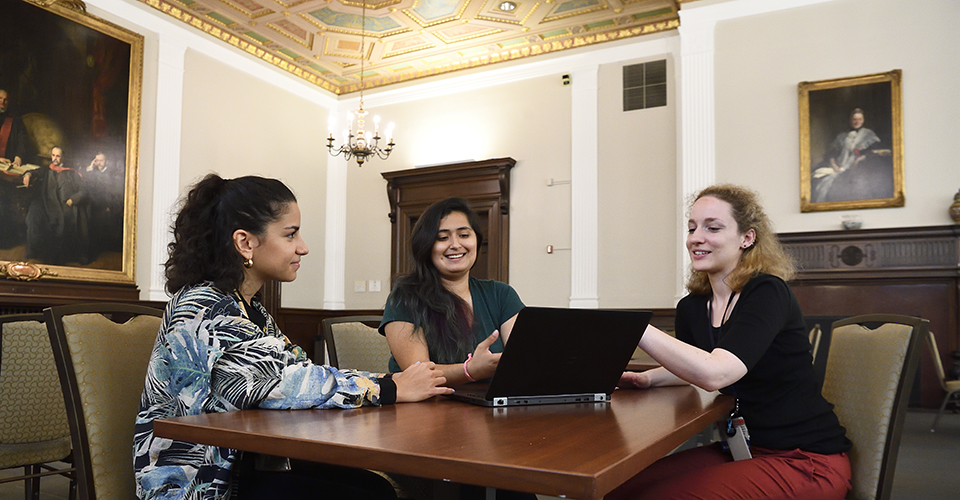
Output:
[798, 70, 903, 213]
[0, 0, 143, 283]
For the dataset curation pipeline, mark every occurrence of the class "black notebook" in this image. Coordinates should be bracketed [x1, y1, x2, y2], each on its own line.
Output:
[447, 307, 652, 407]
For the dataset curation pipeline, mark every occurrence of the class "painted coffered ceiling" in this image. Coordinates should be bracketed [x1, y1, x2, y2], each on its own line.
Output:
[134, 0, 689, 94]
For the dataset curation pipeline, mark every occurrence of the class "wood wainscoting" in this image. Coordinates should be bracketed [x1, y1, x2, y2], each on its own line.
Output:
[0, 279, 159, 315]
[780, 225, 960, 408]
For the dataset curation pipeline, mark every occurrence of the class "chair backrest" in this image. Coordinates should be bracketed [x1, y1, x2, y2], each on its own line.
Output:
[44, 303, 163, 500]
[804, 315, 848, 387]
[0, 313, 72, 468]
[808, 323, 822, 363]
[821, 314, 925, 500]
[925, 330, 948, 391]
[320, 316, 390, 373]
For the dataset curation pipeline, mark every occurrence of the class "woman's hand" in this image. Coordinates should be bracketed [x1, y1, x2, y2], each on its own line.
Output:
[392, 361, 453, 403]
[465, 330, 501, 381]
[617, 371, 651, 390]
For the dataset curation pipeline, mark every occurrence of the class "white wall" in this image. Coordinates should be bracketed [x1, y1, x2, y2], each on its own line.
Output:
[88, 0, 959, 310]
[598, 56, 678, 308]
[712, 0, 960, 232]
[343, 74, 575, 308]
[179, 51, 330, 308]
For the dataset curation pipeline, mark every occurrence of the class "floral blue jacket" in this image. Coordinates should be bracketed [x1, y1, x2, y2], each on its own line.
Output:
[133, 283, 383, 500]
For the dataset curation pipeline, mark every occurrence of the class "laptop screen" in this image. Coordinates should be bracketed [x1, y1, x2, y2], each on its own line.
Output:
[484, 307, 652, 400]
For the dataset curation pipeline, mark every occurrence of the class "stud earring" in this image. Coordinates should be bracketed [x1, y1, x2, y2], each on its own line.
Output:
[243, 258, 254, 268]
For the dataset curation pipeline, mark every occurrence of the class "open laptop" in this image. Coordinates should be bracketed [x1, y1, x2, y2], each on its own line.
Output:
[447, 307, 652, 407]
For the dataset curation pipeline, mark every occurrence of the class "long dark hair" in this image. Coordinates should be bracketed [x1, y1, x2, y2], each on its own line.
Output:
[164, 174, 297, 295]
[388, 197, 484, 364]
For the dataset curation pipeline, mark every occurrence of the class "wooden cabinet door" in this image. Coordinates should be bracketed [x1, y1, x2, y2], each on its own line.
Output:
[382, 158, 514, 284]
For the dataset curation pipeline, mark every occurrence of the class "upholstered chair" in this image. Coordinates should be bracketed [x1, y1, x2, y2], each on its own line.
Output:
[0, 313, 75, 500]
[926, 330, 960, 433]
[315, 316, 390, 373]
[821, 314, 925, 500]
[44, 304, 163, 500]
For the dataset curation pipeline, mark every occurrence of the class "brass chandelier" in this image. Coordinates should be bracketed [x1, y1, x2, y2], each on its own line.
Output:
[326, 1, 395, 166]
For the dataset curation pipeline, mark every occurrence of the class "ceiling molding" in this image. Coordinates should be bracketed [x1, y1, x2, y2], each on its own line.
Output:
[129, 0, 684, 94]
[358, 30, 678, 108]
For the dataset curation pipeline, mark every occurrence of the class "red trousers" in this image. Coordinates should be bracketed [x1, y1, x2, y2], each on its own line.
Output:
[605, 443, 851, 500]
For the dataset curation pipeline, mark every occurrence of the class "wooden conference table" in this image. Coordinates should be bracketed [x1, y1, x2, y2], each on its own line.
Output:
[154, 386, 733, 500]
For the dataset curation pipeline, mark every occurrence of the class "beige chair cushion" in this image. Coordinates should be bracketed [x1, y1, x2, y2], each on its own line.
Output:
[332, 322, 392, 373]
[0, 319, 71, 469]
[61, 313, 162, 500]
[821, 322, 912, 500]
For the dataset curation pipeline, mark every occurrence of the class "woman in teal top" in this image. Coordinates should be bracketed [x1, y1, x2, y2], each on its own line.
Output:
[379, 197, 532, 500]
[380, 197, 524, 383]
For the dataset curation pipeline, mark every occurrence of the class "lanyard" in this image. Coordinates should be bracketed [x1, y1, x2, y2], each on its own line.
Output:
[706, 293, 737, 350]
[707, 293, 741, 412]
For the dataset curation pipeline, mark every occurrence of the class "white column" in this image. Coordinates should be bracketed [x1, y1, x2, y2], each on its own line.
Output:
[568, 66, 600, 309]
[323, 156, 348, 310]
[147, 38, 186, 301]
[674, 0, 833, 299]
[675, 13, 717, 300]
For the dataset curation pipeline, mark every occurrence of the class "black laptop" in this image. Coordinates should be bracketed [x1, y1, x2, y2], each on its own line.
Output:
[447, 307, 652, 407]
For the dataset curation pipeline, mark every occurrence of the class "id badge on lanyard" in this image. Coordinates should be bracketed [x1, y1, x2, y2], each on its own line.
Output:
[721, 400, 752, 461]
[709, 296, 751, 460]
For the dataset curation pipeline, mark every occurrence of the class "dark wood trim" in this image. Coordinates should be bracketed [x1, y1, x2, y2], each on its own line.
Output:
[780, 225, 960, 408]
[259, 280, 281, 320]
[381, 158, 515, 283]
[0, 279, 142, 315]
[779, 225, 960, 280]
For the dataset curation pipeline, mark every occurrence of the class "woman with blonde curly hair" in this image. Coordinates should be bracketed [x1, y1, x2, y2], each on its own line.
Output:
[612, 184, 852, 500]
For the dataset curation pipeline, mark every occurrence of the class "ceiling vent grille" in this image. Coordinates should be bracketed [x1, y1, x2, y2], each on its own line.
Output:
[623, 60, 667, 111]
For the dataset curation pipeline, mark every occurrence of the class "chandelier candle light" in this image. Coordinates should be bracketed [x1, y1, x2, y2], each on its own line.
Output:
[327, 1, 395, 166]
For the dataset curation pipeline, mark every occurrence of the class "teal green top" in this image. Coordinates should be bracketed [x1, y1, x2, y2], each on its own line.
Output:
[379, 277, 524, 373]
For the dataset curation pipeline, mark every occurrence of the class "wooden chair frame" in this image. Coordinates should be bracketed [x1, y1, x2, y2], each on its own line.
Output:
[44, 303, 163, 500]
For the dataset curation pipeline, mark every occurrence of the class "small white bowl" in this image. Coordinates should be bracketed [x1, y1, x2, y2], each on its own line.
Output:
[841, 219, 862, 230]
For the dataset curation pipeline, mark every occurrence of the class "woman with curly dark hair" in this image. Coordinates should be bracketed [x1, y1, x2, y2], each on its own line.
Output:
[611, 184, 851, 500]
[133, 174, 451, 500]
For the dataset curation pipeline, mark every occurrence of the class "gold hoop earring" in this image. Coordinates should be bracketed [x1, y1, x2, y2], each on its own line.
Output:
[243, 258, 254, 268]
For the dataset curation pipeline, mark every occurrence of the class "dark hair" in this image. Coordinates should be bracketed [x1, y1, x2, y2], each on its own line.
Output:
[685, 184, 795, 295]
[388, 197, 484, 364]
[164, 174, 297, 294]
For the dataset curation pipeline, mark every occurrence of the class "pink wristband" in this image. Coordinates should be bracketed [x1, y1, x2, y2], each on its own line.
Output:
[463, 353, 476, 382]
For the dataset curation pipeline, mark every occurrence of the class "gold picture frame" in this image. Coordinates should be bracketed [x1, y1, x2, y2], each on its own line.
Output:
[0, 0, 143, 283]
[799, 70, 903, 213]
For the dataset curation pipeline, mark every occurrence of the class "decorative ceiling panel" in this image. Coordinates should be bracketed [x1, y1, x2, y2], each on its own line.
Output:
[137, 0, 686, 94]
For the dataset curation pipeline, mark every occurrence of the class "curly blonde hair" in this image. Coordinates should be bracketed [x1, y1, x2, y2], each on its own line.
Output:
[685, 184, 795, 295]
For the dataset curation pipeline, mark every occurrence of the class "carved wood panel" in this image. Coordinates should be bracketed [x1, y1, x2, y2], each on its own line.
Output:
[381, 158, 514, 284]
[780, 225, 960, 408]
